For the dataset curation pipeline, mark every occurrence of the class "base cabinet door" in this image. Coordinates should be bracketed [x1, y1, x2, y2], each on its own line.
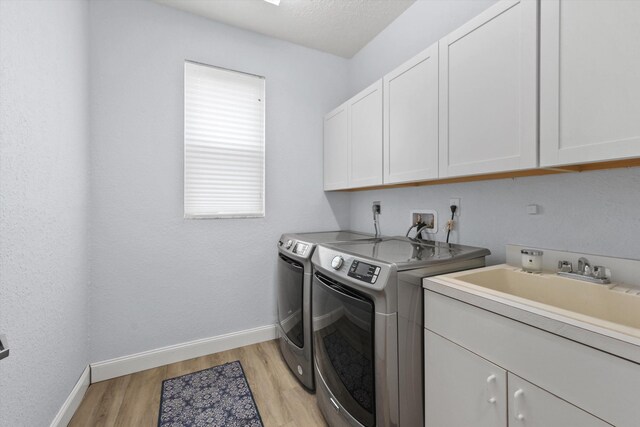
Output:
[438, 0, 538, 178]
[540, 0, 640, 166]
[508, 373, 611, 427]
[425, 329, 507, 427]
[323, 104, 349, 190]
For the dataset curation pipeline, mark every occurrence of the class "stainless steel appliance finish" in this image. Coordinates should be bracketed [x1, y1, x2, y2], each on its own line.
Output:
[0, 334, 9, 361]
[311, 237, 489, 426]
[277, 231, 374, 391]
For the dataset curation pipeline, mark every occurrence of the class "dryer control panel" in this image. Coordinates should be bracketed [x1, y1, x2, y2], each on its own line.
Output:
[348, 260, 381, 284]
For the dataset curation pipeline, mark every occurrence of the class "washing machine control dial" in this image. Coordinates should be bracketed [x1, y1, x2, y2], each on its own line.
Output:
[331, 256, 344, 270]
[285, 240, 293, 249]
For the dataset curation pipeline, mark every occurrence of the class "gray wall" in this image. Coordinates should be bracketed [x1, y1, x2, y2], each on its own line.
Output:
[348, 0, 498, 93]
[346, 0, 640, 264]
[0, 0, 90, 425]
[349, 169, 640, 264]
[88, 0, 350, 362]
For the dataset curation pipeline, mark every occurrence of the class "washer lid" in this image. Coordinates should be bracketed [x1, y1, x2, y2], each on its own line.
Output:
[323, 237, 490, 271]
[278, 230, 376, 261]
[283, 230, 372, 244]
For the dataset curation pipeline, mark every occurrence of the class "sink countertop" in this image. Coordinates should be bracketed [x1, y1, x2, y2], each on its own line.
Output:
[424, 264, 640, 365]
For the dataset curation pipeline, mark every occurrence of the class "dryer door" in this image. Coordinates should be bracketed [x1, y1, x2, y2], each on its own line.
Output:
[313, 272, 376, 427]
[277, 253, 305, 348]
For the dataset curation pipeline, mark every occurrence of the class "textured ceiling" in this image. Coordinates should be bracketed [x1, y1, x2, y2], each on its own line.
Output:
[152, 0, 416, 58]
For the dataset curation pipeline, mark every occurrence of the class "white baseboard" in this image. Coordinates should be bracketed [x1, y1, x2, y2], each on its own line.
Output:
[50, 365, 90, 427]
[90, 324, 278, 383]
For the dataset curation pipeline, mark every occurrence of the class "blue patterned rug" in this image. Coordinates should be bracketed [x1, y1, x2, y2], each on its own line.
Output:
[158, 360, 264, 427]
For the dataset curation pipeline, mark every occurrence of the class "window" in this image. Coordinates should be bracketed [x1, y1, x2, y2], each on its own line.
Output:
[184, 61, 265, 218]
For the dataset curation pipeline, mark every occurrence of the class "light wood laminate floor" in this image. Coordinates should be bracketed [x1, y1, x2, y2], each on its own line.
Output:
[69, 340, 327, 426]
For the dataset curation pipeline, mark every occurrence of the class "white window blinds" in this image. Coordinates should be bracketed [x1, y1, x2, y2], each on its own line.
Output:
[184, 61, 265, 218]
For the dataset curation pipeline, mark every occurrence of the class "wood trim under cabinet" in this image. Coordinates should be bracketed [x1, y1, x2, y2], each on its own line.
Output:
[333, 157, 640, 192]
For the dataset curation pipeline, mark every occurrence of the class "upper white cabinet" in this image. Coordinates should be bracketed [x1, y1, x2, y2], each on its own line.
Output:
[349, 80, 383, 188]
[383, 43, 439, 184]
[438, 0, 538, 178]
[540, 0, 640, 167]
[323, 80, 382, 190]
[323, 103, 349, 190]
[324, 0, 640, 190]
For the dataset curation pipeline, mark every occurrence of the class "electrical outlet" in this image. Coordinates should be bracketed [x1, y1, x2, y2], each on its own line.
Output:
[410, 210, 437, 233]
[372, 201, 381, 214]
[449, 198, 460, 216]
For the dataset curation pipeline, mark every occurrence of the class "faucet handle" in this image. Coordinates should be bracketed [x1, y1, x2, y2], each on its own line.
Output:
[577, 257, 590, 274]
[593, 265, 609, 280]
[557, 260, 573, 273]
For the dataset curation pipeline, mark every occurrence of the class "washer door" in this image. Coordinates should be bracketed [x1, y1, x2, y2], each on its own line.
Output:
[313, 272, 375, 427]
[277, 254, 305, 348]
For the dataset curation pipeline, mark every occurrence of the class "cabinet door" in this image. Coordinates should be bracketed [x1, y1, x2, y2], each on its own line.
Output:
[323, 103, 349, 190]
[425, 329, 507, 427]
[540, 0, 640, 167]
[349, 80, 383, 188]
[508, 373, 612, 427]
[439, 0, 538, 178]
[383, 43, 439, 184]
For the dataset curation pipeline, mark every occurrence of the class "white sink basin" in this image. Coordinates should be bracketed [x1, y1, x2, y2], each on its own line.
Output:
[438, 265, 640, 339]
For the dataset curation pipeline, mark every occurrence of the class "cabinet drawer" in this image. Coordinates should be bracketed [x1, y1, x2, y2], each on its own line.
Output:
[424, 289, 640, 426]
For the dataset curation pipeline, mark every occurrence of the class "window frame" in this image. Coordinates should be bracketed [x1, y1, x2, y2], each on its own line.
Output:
[183, 60, 266, 219]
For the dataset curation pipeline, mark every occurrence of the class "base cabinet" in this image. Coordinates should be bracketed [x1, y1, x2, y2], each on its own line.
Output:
[425, 330, 507, 427]
[508, 374, 610, 427]
[424, 329, 612, 427]
[423, 289, 632, 426]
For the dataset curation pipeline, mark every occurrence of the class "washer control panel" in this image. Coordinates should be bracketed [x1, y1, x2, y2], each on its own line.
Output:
[348, 260, 381, 284]
[294, 242, 309, 256]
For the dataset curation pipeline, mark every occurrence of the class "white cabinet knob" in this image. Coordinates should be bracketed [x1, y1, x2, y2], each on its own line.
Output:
[513, 388, 525, 421]
[486, 374, 497, 404]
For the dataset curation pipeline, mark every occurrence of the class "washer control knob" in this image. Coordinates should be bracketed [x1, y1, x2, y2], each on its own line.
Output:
[285, 240, 293, 249]
[331, 256, 344, 270]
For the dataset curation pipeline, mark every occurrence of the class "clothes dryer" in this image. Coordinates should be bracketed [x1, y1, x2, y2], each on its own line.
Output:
[311, 237, 490, 426]
[277, 231, 375, 391]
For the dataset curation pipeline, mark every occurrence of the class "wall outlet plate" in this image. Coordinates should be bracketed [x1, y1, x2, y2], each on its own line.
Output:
[410, 210, 437, 233]
[449, 198, 460, 216]
[526, 204, 539, 215]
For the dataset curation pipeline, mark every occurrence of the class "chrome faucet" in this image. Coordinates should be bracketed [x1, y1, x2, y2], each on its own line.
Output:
[557, 260, 572, 273]
[557, 257, 610, 285]
[577, 257, 592, 276]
